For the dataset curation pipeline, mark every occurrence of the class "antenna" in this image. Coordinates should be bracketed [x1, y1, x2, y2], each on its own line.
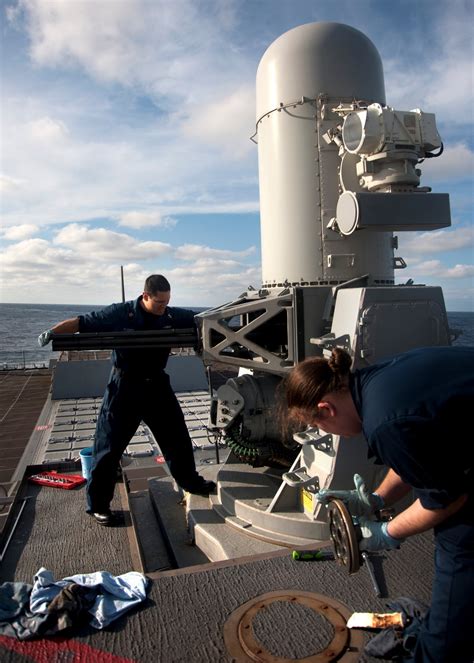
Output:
[120, 265, 126, 303]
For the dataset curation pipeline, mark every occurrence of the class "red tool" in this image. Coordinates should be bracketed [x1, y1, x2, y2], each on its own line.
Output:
[28, 471, 86, 489]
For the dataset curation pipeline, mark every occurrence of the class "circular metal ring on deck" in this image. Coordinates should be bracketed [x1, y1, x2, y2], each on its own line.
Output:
[223, 590, 364, 662]
[328, 499, 360, 574]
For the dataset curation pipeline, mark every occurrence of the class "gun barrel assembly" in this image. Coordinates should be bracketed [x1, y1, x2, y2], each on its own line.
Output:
[51, 328, 198, 351]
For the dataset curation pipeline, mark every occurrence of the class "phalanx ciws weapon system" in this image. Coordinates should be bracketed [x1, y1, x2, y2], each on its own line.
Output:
[195, 22, 451, 544]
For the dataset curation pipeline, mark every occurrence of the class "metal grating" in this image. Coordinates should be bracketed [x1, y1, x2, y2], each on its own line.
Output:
[40, 389, 219, 465]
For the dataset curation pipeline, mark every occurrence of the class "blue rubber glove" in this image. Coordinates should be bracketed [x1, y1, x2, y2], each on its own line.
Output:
[38, 329, 53, 347]
[316, 473, 384, 516]
[358, 518, 404, 552]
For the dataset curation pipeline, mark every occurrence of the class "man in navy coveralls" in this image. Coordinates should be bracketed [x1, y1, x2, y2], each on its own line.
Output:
[39, 274, 215, 525]
[283, 345, 474, 663]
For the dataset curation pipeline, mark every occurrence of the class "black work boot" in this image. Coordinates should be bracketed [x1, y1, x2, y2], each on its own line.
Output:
[90, 510, 123, 526]
[182, 479, 217, 496]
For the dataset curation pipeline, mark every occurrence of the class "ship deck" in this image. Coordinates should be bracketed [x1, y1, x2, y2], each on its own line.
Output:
[0, 359, 436, 662]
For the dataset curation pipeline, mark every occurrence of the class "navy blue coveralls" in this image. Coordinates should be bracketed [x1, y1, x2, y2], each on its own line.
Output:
[350, 346, 474, 663]
[79, 296, 204, 513]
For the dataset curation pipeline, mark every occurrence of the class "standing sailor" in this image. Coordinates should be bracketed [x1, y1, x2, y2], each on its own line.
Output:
[38, 274, 216, 526]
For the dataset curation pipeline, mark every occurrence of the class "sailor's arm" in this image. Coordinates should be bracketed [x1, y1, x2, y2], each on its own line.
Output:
[374, 468, 412, 506]
[386, 493, 468, 539]
[38, 317, 79, 346]
[51, 317, 80, 334]
[358, 464, 468, 550]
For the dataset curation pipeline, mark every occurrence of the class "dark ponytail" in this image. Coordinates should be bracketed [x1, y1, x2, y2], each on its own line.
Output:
[327, 347, 352, 377]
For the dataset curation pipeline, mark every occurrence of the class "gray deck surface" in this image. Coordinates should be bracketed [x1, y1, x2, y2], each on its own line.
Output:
[0, 363, 435, 662]
[0, 478, 435, 662]
[0, 479, 134, 582]
[0, 369, 52, 486]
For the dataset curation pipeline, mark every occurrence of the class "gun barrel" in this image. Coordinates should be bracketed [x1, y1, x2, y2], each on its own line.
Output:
[51, 328, 198, 351]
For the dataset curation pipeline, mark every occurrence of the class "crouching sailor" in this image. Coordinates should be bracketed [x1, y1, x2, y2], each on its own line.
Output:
[282, 345, 474, 663]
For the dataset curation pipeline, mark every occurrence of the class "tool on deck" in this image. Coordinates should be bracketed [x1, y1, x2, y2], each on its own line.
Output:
[29, 471, 86, 489]
[327, 498, 383, 597]
[292, 549, 333, 561]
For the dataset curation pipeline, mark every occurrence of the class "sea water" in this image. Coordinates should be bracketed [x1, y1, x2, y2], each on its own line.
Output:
[0, 302, 472, 369]
[0, 302, 207, 368]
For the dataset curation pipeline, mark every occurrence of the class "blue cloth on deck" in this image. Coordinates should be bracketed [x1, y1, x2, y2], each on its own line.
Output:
[30, 567, 149, 629]
[0, 568, 148, 639]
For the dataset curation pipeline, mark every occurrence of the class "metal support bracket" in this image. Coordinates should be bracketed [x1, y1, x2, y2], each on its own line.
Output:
[309, 333, 351, 358]
[283, 468, 320, 491]
[293, 429, 334, 455]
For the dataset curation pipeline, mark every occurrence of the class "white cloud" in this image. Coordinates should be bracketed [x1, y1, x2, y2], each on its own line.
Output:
[2, 0, 258, 231]
[1, 224, 39, 240]
[1, 239, 80, 289]
[18, 0, 151, 84]
[1, 96, 259, 228]
[2, 0, 472, 310]
[444, 264, 474, 279]
[421, 143, 474, 183]
[53, 223, 172, 260]
[16, 0, 244, 105]
[28, 116, 69, 141]
[167, 262, 262, 304]
[159, 201, 260, 215]
[183, 85, 256, 159]
[402, 259, 473, 280]
[383, 3, 473, 126]
[0, 174, 26, 192]
[0, 235, 170, 304]
[175, 244, 255, 261]
[399, 226, 473, 255]
[118, 211, 177, 229]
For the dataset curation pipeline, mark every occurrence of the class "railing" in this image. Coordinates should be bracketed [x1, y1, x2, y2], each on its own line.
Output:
[0, 345, 196, 370]
[0, 351, 54, 371]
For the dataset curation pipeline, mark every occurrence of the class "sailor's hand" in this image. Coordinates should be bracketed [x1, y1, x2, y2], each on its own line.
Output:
[358, 518, 403, 552]
[38, 329, 53, 347]
[316, 473, 384, 516]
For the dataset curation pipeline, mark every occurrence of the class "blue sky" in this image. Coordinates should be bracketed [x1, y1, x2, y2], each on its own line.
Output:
[1, 0, 473, 310]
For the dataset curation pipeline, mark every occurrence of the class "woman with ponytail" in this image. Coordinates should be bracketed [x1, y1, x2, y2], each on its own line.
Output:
[282, 345, 474, 663]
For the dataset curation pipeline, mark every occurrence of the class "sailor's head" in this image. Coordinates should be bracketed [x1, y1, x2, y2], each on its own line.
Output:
[141, 274, 171, 316]
[281, 348, 362, 437]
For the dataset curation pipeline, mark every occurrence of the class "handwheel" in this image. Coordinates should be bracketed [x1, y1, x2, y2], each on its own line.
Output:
[328, 498, 360, 574]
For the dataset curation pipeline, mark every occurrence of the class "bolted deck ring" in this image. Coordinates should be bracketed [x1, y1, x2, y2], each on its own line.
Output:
[223, 590, 364, 662]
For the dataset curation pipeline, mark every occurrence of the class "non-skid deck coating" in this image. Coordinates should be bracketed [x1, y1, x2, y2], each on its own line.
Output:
[0, 363, 436, 662]
[0, 478, 435, 662]
[0, 478, 135, 583]
[0, 369, 52, 484]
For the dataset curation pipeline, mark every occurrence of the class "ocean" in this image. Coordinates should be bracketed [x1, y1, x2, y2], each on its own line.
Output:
[0, 302, 473, 369]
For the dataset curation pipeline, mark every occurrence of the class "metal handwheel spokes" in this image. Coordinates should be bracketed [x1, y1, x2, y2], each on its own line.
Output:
[328, 499, 360, 574]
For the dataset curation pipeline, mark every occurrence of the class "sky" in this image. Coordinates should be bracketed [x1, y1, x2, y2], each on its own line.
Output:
[1, 0, 473, 310]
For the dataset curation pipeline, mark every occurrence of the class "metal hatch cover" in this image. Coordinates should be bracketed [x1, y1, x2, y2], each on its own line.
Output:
[224, 590, 364, 662]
